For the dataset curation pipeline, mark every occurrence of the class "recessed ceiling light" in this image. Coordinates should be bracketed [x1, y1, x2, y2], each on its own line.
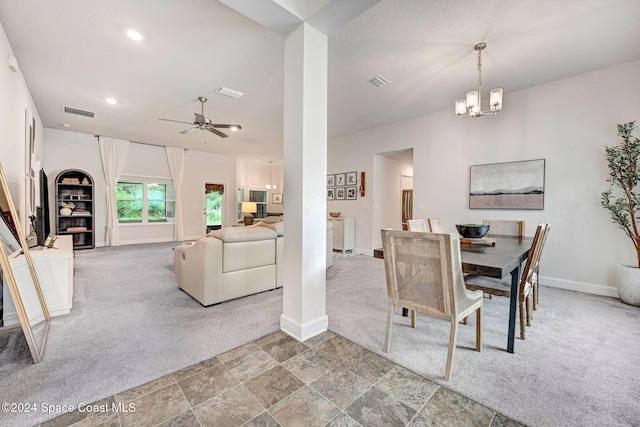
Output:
[105, 98, 117, 105]
[126, 29, 143, 41]
[62, 123, 70, 128]
[368, 75, 390, 87]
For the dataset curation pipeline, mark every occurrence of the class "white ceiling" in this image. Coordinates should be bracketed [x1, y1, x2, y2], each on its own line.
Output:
[1, 0, 639, 163]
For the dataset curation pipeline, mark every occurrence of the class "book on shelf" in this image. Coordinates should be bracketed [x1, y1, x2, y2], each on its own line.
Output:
[66, 226, 87, 232]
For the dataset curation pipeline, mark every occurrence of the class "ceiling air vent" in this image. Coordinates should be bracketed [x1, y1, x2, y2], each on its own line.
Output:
[215, 86, 244, 99]
[63, 106, 95, 118]
[368, 75, 390, 87]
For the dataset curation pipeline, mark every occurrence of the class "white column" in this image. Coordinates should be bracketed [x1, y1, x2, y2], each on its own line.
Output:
[280, 22, 328, 341]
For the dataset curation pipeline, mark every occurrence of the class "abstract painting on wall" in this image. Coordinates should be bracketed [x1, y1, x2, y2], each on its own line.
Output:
[469, 159, 545, 209]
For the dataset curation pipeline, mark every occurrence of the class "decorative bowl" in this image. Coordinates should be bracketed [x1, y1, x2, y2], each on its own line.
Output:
[329, 212, 341, 218]
[456, 224, 490, 239]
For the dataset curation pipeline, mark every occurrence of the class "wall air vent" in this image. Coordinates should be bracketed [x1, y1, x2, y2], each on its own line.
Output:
[63, 106, 95, 118]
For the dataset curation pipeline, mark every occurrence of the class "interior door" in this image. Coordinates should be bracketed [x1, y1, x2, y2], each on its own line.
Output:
[401, 189, 413, 230]
[204, 182, 224, 233]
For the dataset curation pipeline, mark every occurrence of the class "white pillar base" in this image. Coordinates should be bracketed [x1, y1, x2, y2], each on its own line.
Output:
[280, 313, 328, 342]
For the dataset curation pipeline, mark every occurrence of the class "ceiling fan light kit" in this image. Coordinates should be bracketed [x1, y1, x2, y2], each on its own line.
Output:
[455, 42, 503, 119]
[159, 96, 242, 138]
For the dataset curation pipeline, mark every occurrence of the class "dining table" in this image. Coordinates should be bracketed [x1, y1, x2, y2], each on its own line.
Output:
[460, 235, 533, 353]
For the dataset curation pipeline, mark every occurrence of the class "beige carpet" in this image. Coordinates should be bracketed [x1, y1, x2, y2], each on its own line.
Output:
[326, 255, 640, 427]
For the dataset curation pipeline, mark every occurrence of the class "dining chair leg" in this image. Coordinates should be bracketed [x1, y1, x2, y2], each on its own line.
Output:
[533, 282, 539, 311]
[475, 307, 482, 352]
[445, 321, 459, 381]
[519, 299, 526, 340]
[526, 293, 533, 326]
[411, 309, 416, 328]
[384, 300, 394, 352]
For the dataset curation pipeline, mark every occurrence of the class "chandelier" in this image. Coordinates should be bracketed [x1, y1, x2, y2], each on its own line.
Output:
[455, 42, 503, 119]
[266, 161, 276, 190]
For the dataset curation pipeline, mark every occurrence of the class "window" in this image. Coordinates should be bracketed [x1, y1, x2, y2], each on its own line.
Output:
[249, 188, 267, 219]
[237, 186, 244, 220]
[116, 178, 175, 224]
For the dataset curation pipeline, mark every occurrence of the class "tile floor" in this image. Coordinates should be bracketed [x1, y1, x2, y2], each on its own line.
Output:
[41, 331, 524, 427]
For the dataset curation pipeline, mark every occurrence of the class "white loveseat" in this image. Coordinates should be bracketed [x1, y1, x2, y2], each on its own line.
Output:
[174, 219, 333, 306]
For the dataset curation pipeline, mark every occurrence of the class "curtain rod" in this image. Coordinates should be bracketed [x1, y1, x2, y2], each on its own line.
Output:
[94, 135, 187, 151]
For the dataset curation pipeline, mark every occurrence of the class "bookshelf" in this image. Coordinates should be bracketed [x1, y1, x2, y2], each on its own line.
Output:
[55, 169, 94, 249]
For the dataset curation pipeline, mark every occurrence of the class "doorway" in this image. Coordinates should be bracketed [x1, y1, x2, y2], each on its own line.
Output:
[204, 182, 224, 233]
[372, 149, 414, 248]
[401, 174, 413, 230]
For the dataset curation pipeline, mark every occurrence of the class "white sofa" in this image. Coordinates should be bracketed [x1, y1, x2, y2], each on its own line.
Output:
[174, 219, 333, 306]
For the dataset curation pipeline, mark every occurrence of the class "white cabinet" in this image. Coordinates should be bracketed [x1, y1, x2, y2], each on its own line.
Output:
[3, 235, 74, 326]
[329, 217, 355, 254]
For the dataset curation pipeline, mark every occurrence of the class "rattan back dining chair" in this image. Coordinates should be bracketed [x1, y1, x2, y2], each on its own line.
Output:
[428, 218, 444, 233]
[381, 229, 483, 381]
[482, 219, 525, 237]
[407, 219, 428, 232]
[465, 223, 549, 340]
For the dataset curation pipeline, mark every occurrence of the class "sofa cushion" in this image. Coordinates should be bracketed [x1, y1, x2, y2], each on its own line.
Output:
[211, 226, 276, 242]
[260, 216, 283, 224]
[257, 221, 283, 236]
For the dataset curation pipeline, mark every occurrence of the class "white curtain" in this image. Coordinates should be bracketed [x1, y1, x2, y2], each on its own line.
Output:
[165, 146, 185, 241]
[98, 136, 129, 246]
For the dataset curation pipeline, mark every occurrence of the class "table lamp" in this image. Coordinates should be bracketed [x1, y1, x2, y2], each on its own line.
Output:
[241, 202, 257, 226]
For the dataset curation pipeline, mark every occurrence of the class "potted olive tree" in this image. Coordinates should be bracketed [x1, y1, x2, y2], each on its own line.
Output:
[601, 121, 640, 306]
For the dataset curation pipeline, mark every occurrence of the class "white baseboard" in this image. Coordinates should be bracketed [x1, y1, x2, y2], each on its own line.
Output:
[280, 313, 328, 342]
[540, 276, 619, 298]
[120, 237, 176, 245]
[2, 306, 69, 327]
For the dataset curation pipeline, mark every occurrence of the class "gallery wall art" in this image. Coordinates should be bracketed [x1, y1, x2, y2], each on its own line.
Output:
[327, 171, 359, 200]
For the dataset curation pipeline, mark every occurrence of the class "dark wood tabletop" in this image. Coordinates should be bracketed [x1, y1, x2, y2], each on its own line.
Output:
[460, 235, 533, 278]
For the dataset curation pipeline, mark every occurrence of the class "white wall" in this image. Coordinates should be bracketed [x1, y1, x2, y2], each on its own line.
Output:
[328, 60, 640, 296]
[43, 129, 238, 245]
[0, 21, 44, 232]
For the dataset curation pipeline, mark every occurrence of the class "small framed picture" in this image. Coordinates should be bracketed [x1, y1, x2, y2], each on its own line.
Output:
[327, 174, 335, 187]
[336, 187, 345, 200]
[336, 173, 346, 186]
[272, 193, 283, 204]
[346, 186, 357, 200]
[327, 188, 335, 200]
[346, 172, 357, 186]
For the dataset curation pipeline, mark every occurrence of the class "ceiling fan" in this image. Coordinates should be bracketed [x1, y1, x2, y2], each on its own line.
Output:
[159, 96, 241, 138]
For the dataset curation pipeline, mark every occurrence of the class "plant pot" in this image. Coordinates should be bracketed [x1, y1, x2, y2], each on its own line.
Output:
[616, 264, 640, 306]
[60, 207, 72, 216]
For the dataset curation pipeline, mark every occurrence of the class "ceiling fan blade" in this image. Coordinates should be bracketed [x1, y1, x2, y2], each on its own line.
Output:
[159, 118, 193, 125]
[180, 127, 198, 134]
[194, 113, 206, 124]
[210, 124, 242, 130]
[207, 127, 228, 138]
